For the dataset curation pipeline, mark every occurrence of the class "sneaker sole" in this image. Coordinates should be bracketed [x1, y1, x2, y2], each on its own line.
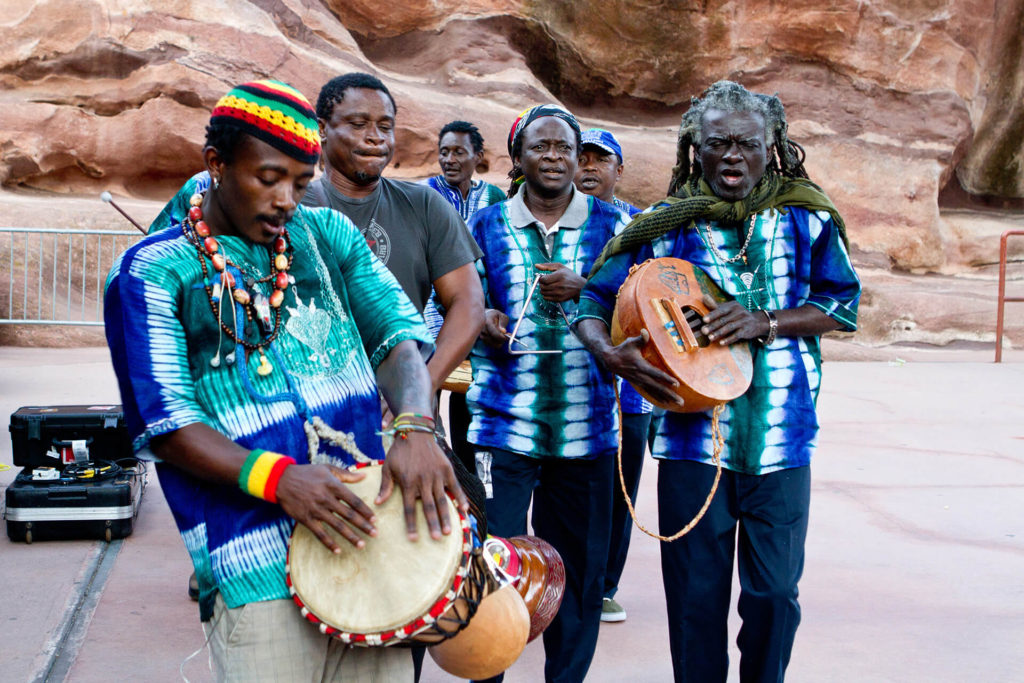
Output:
[600, 612, 627, 623]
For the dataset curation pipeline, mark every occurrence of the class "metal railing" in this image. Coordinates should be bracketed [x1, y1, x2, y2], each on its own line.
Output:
[995, 229, 1024, 362]
[0, 228, 142, 326]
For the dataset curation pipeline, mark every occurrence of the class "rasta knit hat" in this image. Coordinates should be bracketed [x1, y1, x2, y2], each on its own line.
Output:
[211, 80, 321, 164]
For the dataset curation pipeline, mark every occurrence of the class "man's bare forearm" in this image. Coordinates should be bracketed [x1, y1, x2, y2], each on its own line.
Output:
[377, 339, 435, 416]
[428, 263, 485, 391]
[575, 317, 614, 366]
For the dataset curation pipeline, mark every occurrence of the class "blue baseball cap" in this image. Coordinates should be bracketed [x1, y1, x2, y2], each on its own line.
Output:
[580, 128, 623, 162]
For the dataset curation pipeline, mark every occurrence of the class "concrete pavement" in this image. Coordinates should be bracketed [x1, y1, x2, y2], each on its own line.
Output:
[1, 344, 1022, 682]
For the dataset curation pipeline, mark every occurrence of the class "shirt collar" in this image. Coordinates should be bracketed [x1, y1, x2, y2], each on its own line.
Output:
[508, 185, 589, 231]
[436, 176, 480, 193]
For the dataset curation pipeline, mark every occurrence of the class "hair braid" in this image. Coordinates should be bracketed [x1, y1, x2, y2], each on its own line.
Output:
[666, 81, 810, 196]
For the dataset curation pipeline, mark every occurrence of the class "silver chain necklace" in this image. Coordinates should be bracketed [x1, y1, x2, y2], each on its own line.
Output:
[701, 213, 757, 265]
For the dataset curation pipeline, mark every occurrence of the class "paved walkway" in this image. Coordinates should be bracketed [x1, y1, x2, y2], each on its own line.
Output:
[1, 345, 1022, 682]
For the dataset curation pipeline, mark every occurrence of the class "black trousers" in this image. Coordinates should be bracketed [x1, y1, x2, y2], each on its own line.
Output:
[448, 391, 474, 473]
[476, 447, 615, 683]
[658, 460, 810, 683]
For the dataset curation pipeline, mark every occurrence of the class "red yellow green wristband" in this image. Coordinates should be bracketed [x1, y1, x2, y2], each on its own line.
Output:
[238, 449, 296, 503]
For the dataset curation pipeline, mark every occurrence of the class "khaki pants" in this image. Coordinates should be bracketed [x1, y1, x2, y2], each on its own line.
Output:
[205, 595, 413, 682]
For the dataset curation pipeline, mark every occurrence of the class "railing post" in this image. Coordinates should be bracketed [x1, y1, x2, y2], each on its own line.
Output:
[995, 229, 1024, 362]
[0, 228, 141, 326]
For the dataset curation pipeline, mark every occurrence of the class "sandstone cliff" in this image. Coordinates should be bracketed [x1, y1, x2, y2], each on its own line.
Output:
[1, 0, 1022, 347]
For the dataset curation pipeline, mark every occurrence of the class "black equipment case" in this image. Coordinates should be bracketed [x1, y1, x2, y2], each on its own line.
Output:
[9, 404, 132, 468]
[5, 404, 145, 542]
[4, 463, 146, 543]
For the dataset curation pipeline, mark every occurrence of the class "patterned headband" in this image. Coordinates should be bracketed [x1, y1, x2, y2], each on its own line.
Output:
[506, 103, 581, 158]
[211, 80, 321, 164]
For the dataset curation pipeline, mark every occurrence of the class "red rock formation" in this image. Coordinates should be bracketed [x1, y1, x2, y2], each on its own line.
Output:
[1, 0, 1022, 345]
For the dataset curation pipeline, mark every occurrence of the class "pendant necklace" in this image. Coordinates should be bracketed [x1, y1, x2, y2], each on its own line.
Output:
[181, 191, 293, 376]
[700, 212, 767, 311]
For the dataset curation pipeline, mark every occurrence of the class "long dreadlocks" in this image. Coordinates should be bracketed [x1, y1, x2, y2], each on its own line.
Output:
[589, 81, 843, 277]
[667, 81, 809, 197]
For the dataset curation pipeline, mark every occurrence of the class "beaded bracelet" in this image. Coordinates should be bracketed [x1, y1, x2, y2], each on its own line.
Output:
[393, 412, 432, 421]
[392, 416, 435, 428]
[393, 412, 435, 426]
[238, 449, 296, 503]
[380, 424, 437, 441]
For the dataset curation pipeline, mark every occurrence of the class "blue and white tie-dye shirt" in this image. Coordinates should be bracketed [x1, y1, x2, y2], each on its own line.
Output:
[613, 196, 642, 218]
[105, 202, 430, 615]
[422, 175, 505, 338]
[424, 175, 508, 223]
[467, 188, 628, 459]
[608, 196, 651, 415]
[578, 203, 860, 474]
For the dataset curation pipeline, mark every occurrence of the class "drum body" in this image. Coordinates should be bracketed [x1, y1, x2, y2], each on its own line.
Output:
[428, 583, 530, 679]
[611, 258, 753, 412]
[484, 535, 565, 643]
[286, 463, 478, 645]
[441, 360, 473, 394]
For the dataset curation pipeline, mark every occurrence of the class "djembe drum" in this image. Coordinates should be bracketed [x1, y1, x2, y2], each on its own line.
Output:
[286, 462, 530, 678]
[441, 360, 473, 394]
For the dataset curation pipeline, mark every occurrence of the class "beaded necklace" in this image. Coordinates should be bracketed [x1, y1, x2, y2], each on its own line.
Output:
[181, 191, 293, 376]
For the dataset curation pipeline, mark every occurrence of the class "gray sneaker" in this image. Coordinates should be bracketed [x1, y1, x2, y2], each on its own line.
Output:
[601, 597, 626, 623]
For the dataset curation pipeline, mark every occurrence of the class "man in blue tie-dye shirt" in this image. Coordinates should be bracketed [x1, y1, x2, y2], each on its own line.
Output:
[467, 105, 628, 683]
[105, 80, 465, 681]
[574, 126, 653, 625]
[576, 81, 860, 683]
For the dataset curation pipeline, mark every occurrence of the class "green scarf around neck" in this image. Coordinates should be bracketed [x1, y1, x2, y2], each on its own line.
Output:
[588, 171, 847, 277]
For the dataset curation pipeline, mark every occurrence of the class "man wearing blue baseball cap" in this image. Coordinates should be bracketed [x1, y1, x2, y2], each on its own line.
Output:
[575, 128, 641, 218]
[574, 127, 652, 625]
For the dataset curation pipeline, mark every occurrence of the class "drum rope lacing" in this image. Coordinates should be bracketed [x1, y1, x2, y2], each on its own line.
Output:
[613, 383, 724, 542]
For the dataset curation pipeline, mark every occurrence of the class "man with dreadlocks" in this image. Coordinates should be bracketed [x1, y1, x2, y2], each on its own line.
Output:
[466, 104, 628, 683]
[575, 81, 860, 682]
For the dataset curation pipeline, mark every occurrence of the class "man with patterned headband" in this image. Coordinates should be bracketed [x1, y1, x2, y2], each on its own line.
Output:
[105, 80, 466, 681]
[575, 81, 860, 682]
[467, 104, 628, 683]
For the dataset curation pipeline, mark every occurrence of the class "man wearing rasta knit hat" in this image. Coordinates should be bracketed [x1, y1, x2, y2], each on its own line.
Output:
[575, 81, 860, 682]
[107, 79, 466, 680]
[467, 104, 628, 683]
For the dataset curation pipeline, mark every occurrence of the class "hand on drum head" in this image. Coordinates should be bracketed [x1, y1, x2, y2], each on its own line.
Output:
[604, 329, 686, 410]
[276, 464, 378, 553]
[700, 294, 764, 346]
[378, 431, 469, 542]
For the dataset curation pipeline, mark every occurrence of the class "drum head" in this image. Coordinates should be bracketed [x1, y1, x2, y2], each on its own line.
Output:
[287, 464, 468, 640]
